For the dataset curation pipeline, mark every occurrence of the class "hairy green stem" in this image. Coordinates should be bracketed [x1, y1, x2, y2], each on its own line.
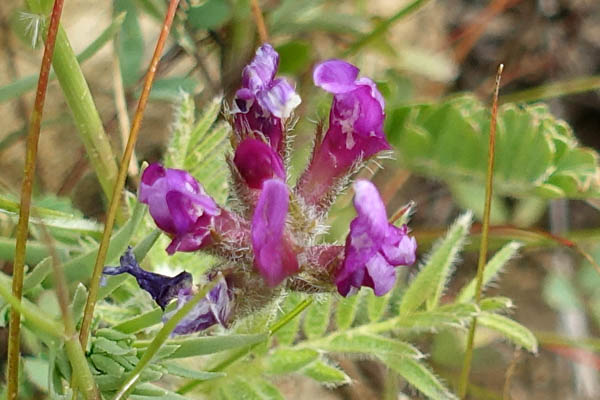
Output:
[343, 0, 430, 56]
[64, 336, 99, 400]
[7, 1, 65, 397]
[459, 65, 503, 398]
[114, 279, 218, 399]
[78, 0, 181, 353]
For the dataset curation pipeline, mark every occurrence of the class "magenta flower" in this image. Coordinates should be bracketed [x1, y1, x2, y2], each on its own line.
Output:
[233, 138, 286, 189]
[251, 179, 298, 286]
[139, 163, 221, 255]
[231, 44, 301, 154]
[335, 180, 416, 297]
[297, 60, 391, 206]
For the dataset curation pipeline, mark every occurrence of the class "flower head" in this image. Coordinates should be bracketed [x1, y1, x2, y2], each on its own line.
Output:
[139, 163, 220, 254]
[231, 44, 301, 153]
[335, 180, 416, 297]
[103, 247, 192, 309]
[251, 179, 298, 286]
[297, 60, 391, 206]
[233, 138, 286, 189]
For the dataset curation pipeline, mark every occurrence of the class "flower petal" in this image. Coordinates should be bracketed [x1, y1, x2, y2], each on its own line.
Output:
[233, 138, 286, 189]
[251, 179, 298, 286]
[364, 252, 397, 296]
[103, 247, 192, 309]
[381, 224, 417, 266]
[256, 78, 301, 119]
[313, 60, 360, 94]
[242, 43, 279, 92]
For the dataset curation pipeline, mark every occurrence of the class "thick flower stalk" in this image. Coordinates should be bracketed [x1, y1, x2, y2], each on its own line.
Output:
[112, 44, 416, 335]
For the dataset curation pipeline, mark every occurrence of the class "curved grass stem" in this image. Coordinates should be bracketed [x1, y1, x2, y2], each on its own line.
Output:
[458, 64, 504, 399]
[6, 0, 65, 397]
[77, 0, 181, 352]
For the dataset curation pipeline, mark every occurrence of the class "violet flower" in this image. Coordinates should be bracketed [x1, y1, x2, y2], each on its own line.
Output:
[251, 179, 298, 286]
[139, 163, 220, 255]
[103, 247, 192, 309]
[231, 44, 301, 154]
[233, 138, 286, 189]
[335, 180, 416, 297]
[103, 248, 233, 335]
[297, 60, 391, 206]
[165, 274, 233, 335]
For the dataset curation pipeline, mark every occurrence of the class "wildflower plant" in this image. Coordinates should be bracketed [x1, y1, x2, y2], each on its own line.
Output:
[82, 44, 536, 398]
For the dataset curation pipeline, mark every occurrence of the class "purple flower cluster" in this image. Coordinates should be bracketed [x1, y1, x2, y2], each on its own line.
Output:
[106, 44, 416, 335]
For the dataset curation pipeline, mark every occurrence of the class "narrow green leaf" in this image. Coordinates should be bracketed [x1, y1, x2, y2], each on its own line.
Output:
[367, 290, 391, 322]
[478, 312, 538, 353]
[395, 303, 478, 332]
[61, 201, 145, 283]
[187, 0, 232, 29]
[162, 362, 224, 381]
[134, 334, 267, 359]
[400, 213, 471, 315]
[23, 257, 52, 292]
[114, 0, 144, 86]
[0, 13, 126, 103]
[95, 328, 134, 342]
[457, 242, 521, 303]
[92, 337, 135, 356]
[313, 332, 423, 359]
[301, 360, 350, 386]
[70, 283, 88, 325]
[218, 377, 264, 400]
[479, 296, 513, 312]
[335, 293, 360, 330]
[303, 294, 332, 339]
[251, 378, 285, 400]
[266, 348, 319, 374]
[90, 354, 125, 376]
[379, 355, 457, 400]
[274, 292, 304, 346]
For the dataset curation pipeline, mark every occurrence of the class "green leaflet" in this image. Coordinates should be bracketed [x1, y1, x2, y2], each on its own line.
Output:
[309, 332, 423, 359]
[399, 213, 472, 316]
[301, 360, 350, 386]
[334, 293, 360, 330]
[388, 95, 600, 198]
[478, 312, 538, 353]
[134, 334, 267, 359]
[379, 355, 457, 400]
[266, 348, 319, 374]
[456, 241, 522, 303]
[302, 294, 332, 339]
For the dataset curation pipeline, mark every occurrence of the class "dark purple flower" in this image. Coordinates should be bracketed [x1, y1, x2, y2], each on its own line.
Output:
[297, 60, 391, 206]
[251, 179, 298, 286]
[139, 163, 220, 255]
[231, 44, 301, 153]
[233, 138, 285, 189]
[335, 180, 416, 297]
[103, 247, 192, 309]
[165, 274, 233, 335]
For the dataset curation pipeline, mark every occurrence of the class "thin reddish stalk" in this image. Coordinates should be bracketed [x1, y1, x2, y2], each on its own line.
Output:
[77, 0, 181, 350]
[6, 0, 65, 398]
[458, 64, 503, 399]
[250, 0, 269, 43]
